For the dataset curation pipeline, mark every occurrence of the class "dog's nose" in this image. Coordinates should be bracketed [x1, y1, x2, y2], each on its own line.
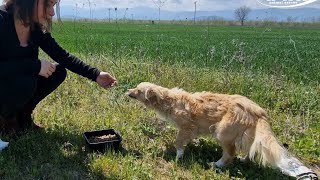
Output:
[128, 93, 136, 98]
[125, 90, 136, 98]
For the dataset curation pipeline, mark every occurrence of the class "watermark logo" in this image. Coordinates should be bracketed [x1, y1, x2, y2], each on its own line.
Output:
[257, 0, 317, 8]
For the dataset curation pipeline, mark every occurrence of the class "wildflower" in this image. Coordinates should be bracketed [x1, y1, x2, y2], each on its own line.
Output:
[210, 46, 216, 56]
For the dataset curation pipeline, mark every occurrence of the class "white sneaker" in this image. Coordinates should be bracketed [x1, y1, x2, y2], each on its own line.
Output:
[0, 139, 9, 151]
[278, 156, 318, 179]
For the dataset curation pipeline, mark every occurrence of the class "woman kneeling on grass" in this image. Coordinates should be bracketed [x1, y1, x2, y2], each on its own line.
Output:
[0, 0, 117, 136]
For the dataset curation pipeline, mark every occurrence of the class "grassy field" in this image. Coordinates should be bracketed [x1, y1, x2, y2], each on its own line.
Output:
[0, 21, 319, 179]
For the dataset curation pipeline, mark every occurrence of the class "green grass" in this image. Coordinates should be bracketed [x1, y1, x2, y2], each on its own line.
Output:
[0, 22, 319, 179]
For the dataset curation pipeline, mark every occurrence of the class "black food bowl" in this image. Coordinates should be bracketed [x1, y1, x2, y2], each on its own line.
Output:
[84, 129, 122, 152]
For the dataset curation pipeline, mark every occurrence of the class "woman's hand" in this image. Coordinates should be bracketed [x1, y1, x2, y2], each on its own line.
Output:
[38, 60, 56, 78]
[96, 72, 117, 89]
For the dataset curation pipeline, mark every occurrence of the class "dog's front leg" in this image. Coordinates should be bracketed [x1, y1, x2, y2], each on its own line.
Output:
[174, 128, 197, 161]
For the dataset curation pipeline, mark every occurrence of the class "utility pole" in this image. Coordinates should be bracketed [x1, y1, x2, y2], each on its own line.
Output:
[87, 0, 92, 20]
[56, 0, 62, 23]
[108, 8, 111, 22]
[123, 8, 128, 19]
[152, 0, 167, 22]
[115, 7, 118, 23]
[194, 0, 197, 24]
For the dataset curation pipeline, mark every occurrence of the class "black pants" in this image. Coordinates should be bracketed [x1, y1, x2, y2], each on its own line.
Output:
[0, 64, 67, 119]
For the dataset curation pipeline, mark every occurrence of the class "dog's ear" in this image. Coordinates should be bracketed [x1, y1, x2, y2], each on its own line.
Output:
[145, 88, 162, 103]
[145, 88, 156, 101]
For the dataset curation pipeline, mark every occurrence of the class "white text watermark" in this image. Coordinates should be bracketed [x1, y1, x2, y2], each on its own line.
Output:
[257, 0, 318, 8]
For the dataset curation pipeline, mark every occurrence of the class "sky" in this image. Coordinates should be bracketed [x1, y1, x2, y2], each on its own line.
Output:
[59, 0, 320, 12]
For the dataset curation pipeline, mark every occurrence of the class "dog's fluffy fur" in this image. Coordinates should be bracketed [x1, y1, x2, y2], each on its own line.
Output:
[127, 82, 288, 168]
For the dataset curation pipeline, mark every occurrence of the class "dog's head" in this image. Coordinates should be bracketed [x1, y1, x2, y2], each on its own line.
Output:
[126, 82, 164, 107]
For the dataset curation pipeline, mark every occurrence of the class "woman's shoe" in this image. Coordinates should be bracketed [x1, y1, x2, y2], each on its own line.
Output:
[0, 115, 22, 135]
[31, 122, 44, 130]
[17, 113, 44, 131]
[0, 139, 9, 151]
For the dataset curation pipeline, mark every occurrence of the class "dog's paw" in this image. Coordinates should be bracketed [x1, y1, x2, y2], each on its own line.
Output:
[207, 161, 225, 169]
[207, 160, 226, 168]
[175, 149, 184, 162]
[207, 161, 215, 168]
[176, 149, 184, 159]
[214, 159, 226, 168]
[239, 155, 250, 163]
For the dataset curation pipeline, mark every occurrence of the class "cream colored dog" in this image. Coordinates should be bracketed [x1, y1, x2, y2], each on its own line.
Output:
[126, 82, 281, 166]
[126, 82, 317, 179]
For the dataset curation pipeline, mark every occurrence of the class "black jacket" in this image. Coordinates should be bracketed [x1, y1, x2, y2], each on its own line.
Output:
[0, 5, 100, 81]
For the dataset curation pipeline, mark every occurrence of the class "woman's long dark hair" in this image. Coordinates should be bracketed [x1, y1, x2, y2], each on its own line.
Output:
[3, 0, 59, 32]
[4, 0, 36, 25]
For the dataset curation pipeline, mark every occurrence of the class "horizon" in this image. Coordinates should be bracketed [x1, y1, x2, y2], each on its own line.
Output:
[59, 0, 320, 12]
[55, 1, 320, 22]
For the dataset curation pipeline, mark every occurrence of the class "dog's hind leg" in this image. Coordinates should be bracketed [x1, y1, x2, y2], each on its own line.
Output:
[239, 128, 255, 164]
[174, 126, 198, 161]
[213, 120, 239, 167]
[214, 140, 236, 168]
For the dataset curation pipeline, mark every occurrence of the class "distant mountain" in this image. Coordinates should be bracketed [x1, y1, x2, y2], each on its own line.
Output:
[58, 6, 320, 22]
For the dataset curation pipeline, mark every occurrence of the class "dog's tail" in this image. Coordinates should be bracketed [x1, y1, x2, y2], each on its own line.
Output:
[249, 118, 287, 167]
[247, 118, 318, 179]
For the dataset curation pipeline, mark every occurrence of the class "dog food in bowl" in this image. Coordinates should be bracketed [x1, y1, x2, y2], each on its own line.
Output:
[88, 134, 118, 143]
[84, 129, 122, 152]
